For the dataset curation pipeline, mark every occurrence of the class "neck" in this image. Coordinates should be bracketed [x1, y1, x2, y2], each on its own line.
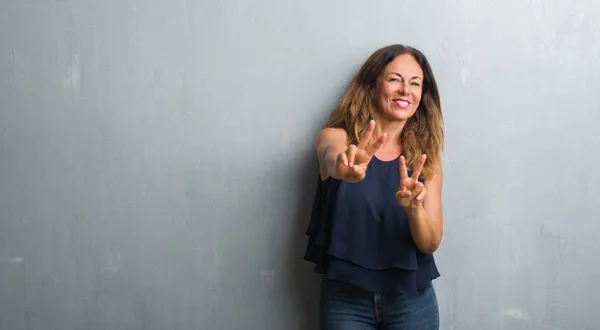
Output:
[373, 113, 407, 145]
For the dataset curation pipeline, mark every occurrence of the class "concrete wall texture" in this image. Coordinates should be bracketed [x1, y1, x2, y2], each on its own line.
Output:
[1, 0, 600, 329]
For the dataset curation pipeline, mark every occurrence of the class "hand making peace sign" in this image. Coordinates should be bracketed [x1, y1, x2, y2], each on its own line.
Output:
[331, 120, 387, 183]
[396, 154, 427, 209]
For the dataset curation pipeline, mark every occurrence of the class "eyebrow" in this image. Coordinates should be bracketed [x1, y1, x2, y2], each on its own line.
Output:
[389, 72, 422, 80]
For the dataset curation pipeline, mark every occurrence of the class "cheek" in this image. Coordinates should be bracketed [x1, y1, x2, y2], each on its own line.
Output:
[382, 86, 396, 100]
[376, 88, 392, 104]
[414, 91, 423, 103]
[373, 85, 386, 102]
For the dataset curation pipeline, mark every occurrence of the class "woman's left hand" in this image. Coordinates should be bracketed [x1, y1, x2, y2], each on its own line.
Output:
[396, 154, 427, 209]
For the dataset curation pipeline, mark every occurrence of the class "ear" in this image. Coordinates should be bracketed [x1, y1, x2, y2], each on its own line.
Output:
[370, 76, 380, 92]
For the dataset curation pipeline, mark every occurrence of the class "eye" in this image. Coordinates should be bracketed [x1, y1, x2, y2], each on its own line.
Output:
[411, 82, 421, 87]
[390, 78, 401, 82]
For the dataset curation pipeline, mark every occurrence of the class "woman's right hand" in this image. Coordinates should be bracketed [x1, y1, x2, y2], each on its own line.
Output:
[329, 120, 387, 183]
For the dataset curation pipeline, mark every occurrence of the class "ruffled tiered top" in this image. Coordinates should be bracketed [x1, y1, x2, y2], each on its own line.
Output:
[303, 156, 440, 295]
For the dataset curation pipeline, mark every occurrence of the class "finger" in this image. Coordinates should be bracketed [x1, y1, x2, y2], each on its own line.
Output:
[411, 154, 427, 181]
[415, 187, 427, 202]
[343, 165, 364, 183]
[365, 133, 387, 157]
[334, 153, 349, 179]
[399, 155, 409, 182]
[337, 151, 349, 167]
[396, 189, 412, 201]
[357, 120, 376, 150]
[346, 145, 357, 167]
[411, 182, 424, 196]
[352, 165, 366, 181]
[396, 187, 412, 198]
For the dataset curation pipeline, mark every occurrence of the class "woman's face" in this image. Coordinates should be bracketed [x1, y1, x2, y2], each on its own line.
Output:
[373, 54, 424, 122]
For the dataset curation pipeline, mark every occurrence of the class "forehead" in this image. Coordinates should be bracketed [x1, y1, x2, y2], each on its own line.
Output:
[383, 54, 423, 77]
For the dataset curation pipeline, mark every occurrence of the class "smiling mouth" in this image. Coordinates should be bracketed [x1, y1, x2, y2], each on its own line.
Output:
[394, 99, 410, 109]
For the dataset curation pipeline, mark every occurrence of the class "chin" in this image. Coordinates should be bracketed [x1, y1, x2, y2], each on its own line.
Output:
[393, 115, 412, 122]
[391, 109, 415, 121]
[378, 107, 415, 122]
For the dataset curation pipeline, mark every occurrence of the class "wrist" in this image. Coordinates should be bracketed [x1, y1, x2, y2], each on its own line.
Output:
[405, 204, 425, 219]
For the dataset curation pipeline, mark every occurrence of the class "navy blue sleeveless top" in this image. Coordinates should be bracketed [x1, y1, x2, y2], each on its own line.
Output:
[303, 156, 440, 295]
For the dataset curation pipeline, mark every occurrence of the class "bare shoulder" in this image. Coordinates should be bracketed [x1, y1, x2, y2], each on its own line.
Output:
[315, 127, 347, 147]
[425, 155, 443, 187]
[431, 154, 443, 175]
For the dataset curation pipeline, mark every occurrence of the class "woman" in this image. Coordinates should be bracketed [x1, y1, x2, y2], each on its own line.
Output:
[304, 44, 444, 330]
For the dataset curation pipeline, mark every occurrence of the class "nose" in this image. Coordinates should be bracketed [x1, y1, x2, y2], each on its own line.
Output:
[398, 81, 409, 95]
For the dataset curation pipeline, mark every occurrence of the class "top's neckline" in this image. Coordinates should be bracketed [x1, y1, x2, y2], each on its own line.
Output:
[372, 154, 402, 163]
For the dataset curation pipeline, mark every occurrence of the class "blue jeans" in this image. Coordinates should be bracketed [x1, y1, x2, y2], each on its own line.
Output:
[319, 277, 439, 330]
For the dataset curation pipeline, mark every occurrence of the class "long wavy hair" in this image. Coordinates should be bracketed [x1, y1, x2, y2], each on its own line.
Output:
[326, 44, 444, 179]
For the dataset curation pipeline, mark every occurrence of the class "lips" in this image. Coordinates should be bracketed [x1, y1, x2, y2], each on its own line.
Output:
[393, 98, 411, 109]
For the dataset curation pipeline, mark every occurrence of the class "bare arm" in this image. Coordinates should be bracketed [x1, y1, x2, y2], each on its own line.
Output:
[315, 128, 348, 181]
[405, 156, 444, 254]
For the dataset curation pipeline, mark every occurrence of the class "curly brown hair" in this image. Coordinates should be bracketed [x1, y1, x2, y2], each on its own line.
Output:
[326, 44, 444, 179]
